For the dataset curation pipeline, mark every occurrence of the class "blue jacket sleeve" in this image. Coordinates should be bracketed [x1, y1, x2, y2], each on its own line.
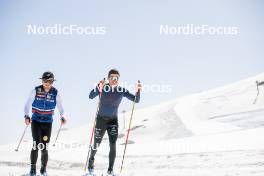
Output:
[89, 86, 100, 99]
[123, 89, 140, 103]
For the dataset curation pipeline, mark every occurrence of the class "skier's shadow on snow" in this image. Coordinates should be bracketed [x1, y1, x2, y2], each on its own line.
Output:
[120, 140, 135, 145]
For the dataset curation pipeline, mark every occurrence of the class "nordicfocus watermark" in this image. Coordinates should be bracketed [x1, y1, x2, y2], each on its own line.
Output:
[27, 24, 106, 35]
[22, 139, 221, 153]
[160, 24, 238, 36]
[92, 81, 172, 94]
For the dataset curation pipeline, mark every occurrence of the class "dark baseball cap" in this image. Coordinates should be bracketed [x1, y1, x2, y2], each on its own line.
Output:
[39, 71, 56, 81]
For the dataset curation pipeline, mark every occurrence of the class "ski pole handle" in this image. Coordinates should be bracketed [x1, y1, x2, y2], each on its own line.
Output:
[136, 80, 142, 93]
[98, 78, 106, 93]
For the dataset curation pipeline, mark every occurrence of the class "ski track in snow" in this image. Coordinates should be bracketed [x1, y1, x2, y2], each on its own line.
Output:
[1, 150, 264, 176]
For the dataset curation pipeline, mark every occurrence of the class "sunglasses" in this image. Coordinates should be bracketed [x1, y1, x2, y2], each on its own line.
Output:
[109, 76, 119, 81]
[43, 80, 54, 84]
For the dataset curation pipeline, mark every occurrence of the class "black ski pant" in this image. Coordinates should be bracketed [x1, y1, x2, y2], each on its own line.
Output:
[30, 120, 52, 169]
[89, 115, 118, 171]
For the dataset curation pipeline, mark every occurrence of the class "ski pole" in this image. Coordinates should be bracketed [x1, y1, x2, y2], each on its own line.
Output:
[120, 80, 140, 174]
[84, 91, 102, 172]
[253, 81, 260, 104]
[84, 78, 104, 172]
[253, 80, 264, 104]
[53, 123, 63, 147]
[15, 125, 29, 152]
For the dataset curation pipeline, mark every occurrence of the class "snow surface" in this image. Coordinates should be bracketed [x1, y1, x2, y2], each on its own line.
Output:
[1, 73, 264, 176]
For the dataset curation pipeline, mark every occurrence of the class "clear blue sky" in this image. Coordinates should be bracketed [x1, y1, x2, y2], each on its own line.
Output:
[0, 0, 263, 144]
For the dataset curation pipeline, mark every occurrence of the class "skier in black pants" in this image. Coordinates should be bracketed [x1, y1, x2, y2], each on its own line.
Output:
[87, 69, 141, 176]
[24, 72, 67, 176]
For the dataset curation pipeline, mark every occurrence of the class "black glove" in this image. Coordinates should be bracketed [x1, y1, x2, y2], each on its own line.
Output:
[60, 116, 66, 123]
[24, 115, 30, 121]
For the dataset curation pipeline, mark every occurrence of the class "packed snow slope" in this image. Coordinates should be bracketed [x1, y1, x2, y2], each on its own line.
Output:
[1, 73, 264, 176]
